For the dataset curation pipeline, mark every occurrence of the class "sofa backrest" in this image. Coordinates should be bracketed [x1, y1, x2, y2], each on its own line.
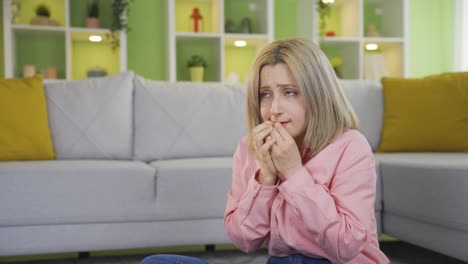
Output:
[133, 76, 247, 161]
[42, 73, 382, 161]
[339, 80, 383, 151]
[44, 72, 134, 160]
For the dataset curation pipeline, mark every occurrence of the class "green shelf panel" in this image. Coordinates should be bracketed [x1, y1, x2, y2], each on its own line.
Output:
[224, 0, 263, 34]
[13, 0, 66, 27]
[320, 41, 360, 79]
[69, 0, 114, 28]
[176, 38, 220, 82]
[364, 2, 382, 37]
[71, 40, 120, 80]
[363, 0, 404, 38]
[176, 0, 219, 33]
[15, 31, 66, 79]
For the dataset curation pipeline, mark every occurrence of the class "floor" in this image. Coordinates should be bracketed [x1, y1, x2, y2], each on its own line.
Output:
[2, 241, 466, 264]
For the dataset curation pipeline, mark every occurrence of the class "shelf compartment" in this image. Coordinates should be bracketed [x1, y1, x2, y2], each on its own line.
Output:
[12, 24, 66, 33]
[175, 0, 220, 33]
[318, 0, 360, 38]
[176, 36, 221, 82]
[320, 40, 360, 79]
[364, 0, 404, 38]
[70, 31, 120, 80]
[224, 0, 269, 34]
[363, 41, 404, 80]
[14, 29, 66, 79]
[224, 36, 268, 83]
[69, 0, 114, 29]
[12, 0, 66, 27]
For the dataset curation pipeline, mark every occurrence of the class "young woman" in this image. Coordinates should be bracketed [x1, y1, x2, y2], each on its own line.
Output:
[224, 38, 389, 264]
[140, 38, 389, 264]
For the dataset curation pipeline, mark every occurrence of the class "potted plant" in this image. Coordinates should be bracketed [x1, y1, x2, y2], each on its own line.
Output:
[108, 0, 132, 51]
[86, 0, 101, 28]
[30, 4, 59, 26]
[187, 55, 207, 82]
[35, 4, 50, 18]
[317, 0, 332, 37]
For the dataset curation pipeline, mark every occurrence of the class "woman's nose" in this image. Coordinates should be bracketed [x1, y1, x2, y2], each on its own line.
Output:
[270, 97, 283, 115]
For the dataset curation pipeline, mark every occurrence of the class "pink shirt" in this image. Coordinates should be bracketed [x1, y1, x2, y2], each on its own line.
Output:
[224, 129, 390, 264]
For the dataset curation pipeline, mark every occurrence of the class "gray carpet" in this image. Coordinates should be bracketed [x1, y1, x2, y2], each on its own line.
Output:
[2, 242, 466, 264]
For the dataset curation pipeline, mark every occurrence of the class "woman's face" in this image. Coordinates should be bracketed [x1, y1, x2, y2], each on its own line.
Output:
[259, 63, 308, 146]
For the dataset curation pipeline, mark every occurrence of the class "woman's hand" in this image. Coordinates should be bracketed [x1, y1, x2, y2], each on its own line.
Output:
[270, 122, 303, 180]
[252, 121, 278, 185]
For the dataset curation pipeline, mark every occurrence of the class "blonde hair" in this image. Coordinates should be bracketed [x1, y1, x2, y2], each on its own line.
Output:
[246, 38, 359, 156]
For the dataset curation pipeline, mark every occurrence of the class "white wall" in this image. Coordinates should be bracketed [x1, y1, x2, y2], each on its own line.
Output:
[454, 0, 468, 71]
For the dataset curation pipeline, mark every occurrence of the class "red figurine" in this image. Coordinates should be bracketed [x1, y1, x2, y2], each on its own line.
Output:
[190, 7, 203, 32]
[326, 31, 336, 37]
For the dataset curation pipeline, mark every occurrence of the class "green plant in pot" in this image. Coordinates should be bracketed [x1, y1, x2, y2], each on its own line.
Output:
[108, 0, 132, 51]
[30, 4, 59, 26]
[187, 55, 207, 82]
[317, 0, 332, 37]
[86, 0, 101, 28]
[35, 4, 50, 17]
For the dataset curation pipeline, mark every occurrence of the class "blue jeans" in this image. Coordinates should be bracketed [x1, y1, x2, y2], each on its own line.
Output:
[140, 254, 209, 264]
[267, 254, 331, 264]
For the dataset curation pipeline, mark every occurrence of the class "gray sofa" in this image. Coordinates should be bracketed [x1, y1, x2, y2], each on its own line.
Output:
[0, 72, 467, 262]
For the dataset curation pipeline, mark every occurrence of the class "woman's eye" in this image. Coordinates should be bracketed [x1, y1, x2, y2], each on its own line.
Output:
[285, 90, 297, 96]
[260, 91, 271, 98]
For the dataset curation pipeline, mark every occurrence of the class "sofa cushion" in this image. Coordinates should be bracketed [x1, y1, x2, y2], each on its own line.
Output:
[44, 72, 134, 160]
[375, 153, 468, 232]
[149, 157, 233, 221]
[378, 73, 468, 152]
[0, 75, 55, 161]
[339, 80, 383, 151]
[0, 160, 156, 227]
[134, 77, 247, 161]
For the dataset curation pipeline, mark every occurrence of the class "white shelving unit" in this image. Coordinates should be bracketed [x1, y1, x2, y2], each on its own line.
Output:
[167, 0, 274, 82]
[3, 0, 127, 81]
[297, 0, 408, 80]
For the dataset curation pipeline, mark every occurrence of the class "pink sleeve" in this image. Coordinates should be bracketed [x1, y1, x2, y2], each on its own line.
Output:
[277, 137, 376, 263]
[224, 144, 278, 253]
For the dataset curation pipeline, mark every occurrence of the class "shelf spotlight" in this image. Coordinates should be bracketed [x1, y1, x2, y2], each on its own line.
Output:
[89, 35, 102, 42]
[234, 40, 247, 47]
[366, 43, 378, 51]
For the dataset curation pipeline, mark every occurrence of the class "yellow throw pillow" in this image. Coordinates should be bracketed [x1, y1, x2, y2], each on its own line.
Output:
[0, 75, 56, 160]
[378, 72, 468, 152]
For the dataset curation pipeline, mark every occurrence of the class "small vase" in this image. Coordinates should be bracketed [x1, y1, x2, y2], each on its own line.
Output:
[189, 66, 204, 82]
[86, 17, 101, 28]
[30, 16, 51, 26]
[45, 66, 57, 79]
[23, 65, 35, 78]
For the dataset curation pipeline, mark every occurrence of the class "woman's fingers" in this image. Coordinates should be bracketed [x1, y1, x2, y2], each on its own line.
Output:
[254, 125, 273, 150]
[253, 121, 273, 135]
[260, 137, 277, 175]
[261, 136, 275, 155]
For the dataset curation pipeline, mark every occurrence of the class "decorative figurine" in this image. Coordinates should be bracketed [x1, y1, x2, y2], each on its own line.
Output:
[190, 7, 203, 32]
[225, 19, 236, 33]
[366, 24, 380, 37]
[239, 17, 252, 34]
